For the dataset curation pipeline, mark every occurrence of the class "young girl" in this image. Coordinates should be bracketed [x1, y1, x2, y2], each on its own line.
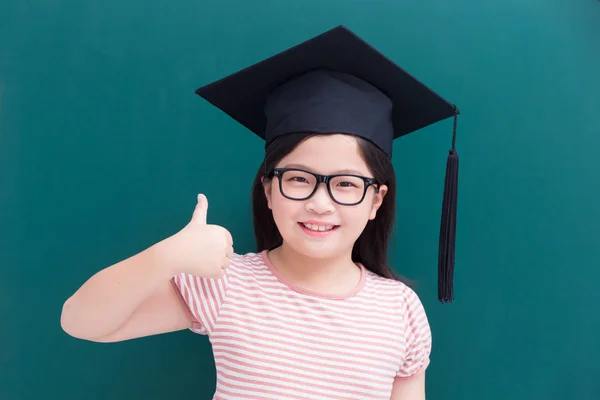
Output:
[60, 26, 459, 400]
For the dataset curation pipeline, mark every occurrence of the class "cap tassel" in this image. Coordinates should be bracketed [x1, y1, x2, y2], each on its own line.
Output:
[438, 106, 459, 303]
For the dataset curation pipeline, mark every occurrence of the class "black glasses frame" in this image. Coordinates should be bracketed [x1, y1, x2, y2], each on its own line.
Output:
[268, 167, 379, 206]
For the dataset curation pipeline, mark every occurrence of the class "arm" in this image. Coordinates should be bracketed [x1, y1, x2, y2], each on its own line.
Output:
[390, 373, 426, 400]
[60, 193, 232, 343]
[60, 241, 191, 342]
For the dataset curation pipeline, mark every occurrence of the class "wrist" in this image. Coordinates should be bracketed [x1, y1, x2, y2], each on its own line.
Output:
[145, 238, 180, 279]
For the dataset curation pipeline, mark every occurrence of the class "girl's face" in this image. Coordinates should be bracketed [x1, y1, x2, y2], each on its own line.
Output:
[263, 134, 388, 260]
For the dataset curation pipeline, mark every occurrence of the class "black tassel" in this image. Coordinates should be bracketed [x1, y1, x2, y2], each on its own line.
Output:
[438, 106, 459, 303]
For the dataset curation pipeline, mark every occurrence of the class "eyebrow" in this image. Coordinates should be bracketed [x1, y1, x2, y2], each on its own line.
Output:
[282, 163, 368, 176]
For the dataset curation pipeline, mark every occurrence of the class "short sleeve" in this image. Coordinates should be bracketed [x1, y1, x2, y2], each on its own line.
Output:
[395, 288, 432, 379]
[170, 268, 230, 336]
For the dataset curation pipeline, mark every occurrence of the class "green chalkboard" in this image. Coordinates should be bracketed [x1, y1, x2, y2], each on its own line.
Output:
[1, 0, 599, 399]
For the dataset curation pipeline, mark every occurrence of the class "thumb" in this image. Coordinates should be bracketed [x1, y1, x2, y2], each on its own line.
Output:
[190, 193, 208, 225]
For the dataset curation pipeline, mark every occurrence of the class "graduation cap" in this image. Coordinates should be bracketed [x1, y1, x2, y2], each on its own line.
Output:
[195, 25, 460, 303]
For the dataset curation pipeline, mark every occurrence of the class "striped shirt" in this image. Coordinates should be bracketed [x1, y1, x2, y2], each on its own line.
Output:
[171, 251, 432, 400]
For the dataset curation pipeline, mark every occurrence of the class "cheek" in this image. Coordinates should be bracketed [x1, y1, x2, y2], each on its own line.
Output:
[265, 180, 284, 210]
[342, 206, 372, 229]
[270, 192, 301, 225]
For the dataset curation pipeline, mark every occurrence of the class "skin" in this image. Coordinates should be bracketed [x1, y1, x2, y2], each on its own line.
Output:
[60, 133, 425, 399]
[262, 134, 388, 297]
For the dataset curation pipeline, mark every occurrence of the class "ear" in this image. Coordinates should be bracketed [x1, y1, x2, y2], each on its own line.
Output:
[261, 176, 273, 209]
[368, 185, 388, 220]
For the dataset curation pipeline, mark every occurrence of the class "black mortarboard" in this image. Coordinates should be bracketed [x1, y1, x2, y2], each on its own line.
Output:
[195, 25, 460, 303]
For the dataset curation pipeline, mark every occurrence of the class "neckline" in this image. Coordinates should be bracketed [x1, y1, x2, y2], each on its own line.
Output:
[260, 250, 367, 300]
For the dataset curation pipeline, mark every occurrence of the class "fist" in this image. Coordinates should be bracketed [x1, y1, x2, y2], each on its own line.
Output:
[161, 194, 234, 278]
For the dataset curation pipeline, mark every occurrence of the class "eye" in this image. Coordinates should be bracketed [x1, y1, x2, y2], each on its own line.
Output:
[331, 175, 364, 189]
[288, 176, 310, 184]
[337, 181, 358, 188]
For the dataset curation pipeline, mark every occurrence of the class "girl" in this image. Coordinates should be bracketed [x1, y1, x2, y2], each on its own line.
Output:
[60, 26, 459, 400]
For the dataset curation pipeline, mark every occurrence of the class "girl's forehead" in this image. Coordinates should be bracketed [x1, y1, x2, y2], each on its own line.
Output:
[279, 134, 370, 173]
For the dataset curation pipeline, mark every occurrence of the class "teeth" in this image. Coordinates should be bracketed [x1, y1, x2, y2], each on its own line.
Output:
[302, 223, 335, 232]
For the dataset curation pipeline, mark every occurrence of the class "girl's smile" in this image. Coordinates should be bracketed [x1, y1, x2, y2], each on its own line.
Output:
[298, 221, 340, 237]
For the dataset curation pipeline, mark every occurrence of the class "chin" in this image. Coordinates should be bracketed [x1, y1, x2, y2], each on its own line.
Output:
[297, 244, 339, 259]
[281, 234, 349, 260]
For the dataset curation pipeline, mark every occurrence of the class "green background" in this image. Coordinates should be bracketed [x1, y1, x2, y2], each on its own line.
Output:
[1, 0, 599, 399]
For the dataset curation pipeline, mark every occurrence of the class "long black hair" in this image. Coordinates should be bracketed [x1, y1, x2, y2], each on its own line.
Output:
[251, 132, 402, 281]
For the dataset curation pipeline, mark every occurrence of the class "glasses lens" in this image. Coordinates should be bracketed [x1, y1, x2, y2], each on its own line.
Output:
[280, 170, 318, 199]
[329, 175, 366, 204]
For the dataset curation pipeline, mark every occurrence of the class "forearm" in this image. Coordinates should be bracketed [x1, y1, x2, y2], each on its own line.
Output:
[60, 241, 174, 339]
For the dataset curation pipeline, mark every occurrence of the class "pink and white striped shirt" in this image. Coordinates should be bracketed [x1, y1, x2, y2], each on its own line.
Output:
[171, 251, 432, 400]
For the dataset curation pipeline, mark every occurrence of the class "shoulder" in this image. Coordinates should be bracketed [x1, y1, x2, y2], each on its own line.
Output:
[365, 271, 425, 308]
[225, 250, 273, 279]
[230, 250, 263, 263]
[364, 271, 430, 327]
[229, 251, 266, 270]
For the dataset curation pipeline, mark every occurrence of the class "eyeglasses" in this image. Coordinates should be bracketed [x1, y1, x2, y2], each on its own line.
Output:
[268, 168, 379, 206]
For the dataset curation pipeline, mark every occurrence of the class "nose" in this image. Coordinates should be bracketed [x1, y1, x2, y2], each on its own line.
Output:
[305, 183, 335, 214]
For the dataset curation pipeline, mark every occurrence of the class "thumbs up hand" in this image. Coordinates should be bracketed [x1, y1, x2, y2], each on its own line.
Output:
[160, 194, 234, 278]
